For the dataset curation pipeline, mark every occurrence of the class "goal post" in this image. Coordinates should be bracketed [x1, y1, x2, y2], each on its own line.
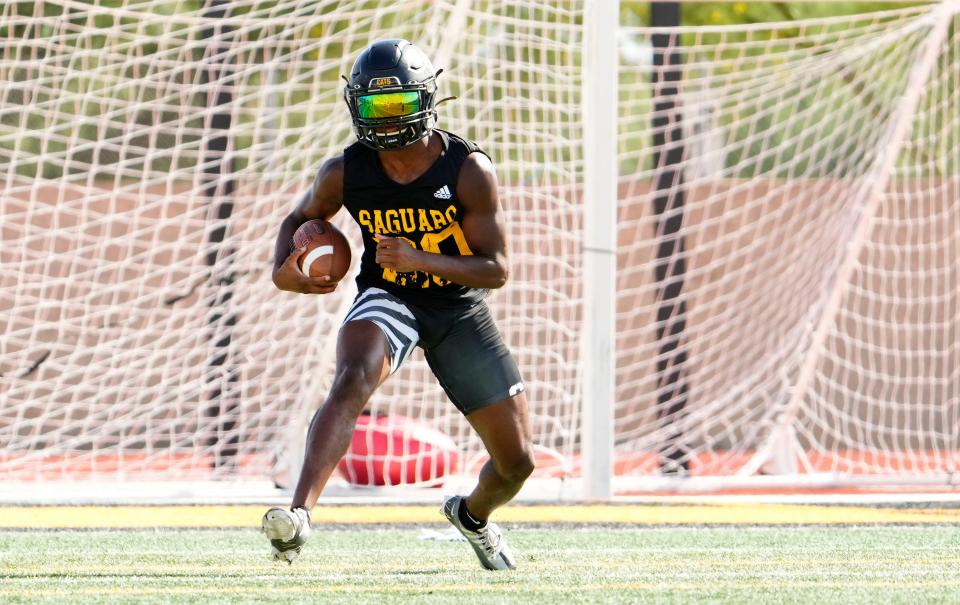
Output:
[581, 0, 619, 500]
[1, 1, 958, 501]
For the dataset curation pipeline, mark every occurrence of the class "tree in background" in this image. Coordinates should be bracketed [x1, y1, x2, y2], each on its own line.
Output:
[626, 2, 930, 26]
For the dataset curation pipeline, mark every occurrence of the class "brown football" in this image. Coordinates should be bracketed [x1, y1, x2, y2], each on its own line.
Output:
[292, 219, 351, 281]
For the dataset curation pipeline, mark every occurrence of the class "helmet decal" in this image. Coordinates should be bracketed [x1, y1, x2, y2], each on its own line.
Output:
[369, 76, 400, 88]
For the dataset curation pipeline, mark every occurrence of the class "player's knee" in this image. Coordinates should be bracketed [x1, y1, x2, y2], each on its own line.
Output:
[498, 450, 535, 484]
[329, 363, 379, 405]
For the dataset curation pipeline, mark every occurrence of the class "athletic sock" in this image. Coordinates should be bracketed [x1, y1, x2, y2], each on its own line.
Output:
[458, 500, 487, 531]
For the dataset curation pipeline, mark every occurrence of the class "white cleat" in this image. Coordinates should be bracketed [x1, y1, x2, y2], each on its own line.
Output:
[262, 507, 311, 564]
[441, 495, 516, 571]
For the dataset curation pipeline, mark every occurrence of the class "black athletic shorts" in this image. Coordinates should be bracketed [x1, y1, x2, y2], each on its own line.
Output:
[343, 287, 525, 415]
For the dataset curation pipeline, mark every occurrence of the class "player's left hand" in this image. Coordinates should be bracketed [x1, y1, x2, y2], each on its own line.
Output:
[375, 235, 420, 273]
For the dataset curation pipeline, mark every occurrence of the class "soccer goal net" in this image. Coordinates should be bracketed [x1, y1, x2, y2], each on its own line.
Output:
[1, 1, 957, 498]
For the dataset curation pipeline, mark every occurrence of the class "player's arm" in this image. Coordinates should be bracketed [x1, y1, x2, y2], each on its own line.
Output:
[273, 156, 344, 294]
[375, 152, 508, 289]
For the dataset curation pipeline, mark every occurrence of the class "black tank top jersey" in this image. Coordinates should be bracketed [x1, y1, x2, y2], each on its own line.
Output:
[342, 130, 488, 308]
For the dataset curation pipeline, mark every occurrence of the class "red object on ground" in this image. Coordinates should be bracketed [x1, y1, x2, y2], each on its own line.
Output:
[336, 414, 459, 486]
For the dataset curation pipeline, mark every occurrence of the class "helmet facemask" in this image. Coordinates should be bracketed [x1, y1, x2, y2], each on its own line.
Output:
[344, 75, 439, 151]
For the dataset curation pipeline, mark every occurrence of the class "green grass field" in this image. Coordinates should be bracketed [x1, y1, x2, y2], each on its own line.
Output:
[2, 516, 959, 604]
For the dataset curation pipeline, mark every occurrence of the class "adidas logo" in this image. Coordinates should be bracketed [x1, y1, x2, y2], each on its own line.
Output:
[433, 185, 452, 199]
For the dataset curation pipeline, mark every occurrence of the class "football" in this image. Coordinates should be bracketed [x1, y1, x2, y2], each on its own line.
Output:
[291, 219, 351, 281]
[337, 414, 459, 487]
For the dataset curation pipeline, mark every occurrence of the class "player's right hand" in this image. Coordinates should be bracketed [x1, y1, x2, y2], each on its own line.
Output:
[272, 246, 339, 294]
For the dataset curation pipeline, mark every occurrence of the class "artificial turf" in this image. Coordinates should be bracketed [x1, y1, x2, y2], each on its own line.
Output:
[2, 525, 959, 604]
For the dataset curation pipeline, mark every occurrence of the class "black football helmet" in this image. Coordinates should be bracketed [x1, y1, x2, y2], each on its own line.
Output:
[343, 39, 439, 151]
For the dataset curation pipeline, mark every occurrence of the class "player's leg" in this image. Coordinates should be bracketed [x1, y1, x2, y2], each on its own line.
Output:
[264, 288, 420, 563]
[263, 320, 391, 563]
[440, 394, 534, 571]
[424, 301, 533, 570]
[461, 392, 535, 519]
[291, 319, 392, 509]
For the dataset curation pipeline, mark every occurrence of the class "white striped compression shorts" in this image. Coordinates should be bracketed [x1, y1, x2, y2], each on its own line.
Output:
[342, 287, 419, 374]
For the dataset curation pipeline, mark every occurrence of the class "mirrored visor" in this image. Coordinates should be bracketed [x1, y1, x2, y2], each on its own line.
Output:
[357, 91, 420, 119]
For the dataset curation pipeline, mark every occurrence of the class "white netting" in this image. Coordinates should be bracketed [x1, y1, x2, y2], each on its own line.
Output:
[0, 0, 584, 485]
[1, 1, 957, 493]
[617, 2, 959, 482]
